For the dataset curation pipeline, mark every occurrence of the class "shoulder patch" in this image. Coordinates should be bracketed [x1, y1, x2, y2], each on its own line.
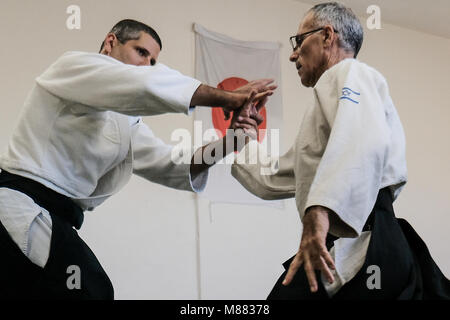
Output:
[340, 87, 360, 104]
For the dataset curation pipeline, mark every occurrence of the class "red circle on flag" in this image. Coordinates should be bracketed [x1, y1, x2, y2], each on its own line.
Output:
[212, 77, 267, 142]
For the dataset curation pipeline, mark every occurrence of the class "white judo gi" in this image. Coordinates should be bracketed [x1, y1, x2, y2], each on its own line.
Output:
[232, 58, 408, 296]
[0, 51, 208, 267]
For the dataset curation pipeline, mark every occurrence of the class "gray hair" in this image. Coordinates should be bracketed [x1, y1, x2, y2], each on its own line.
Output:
[308, 2, 363, 57]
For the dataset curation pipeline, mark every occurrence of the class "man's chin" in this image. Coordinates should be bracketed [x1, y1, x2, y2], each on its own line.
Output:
[300, 76, 312, 88]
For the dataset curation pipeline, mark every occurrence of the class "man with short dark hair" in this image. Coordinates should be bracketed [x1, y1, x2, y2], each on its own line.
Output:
[232, 2, 450, 299]
[0, 19, 272, 299]
[99, 19, 163, 55]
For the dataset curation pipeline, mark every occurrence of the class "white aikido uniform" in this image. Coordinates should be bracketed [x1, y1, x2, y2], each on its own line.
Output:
[231, 58, 408, 297]
[0, 51, 208, 268]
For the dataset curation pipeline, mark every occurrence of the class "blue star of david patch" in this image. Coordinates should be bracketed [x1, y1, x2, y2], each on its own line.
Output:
[340, 87, 360, 104]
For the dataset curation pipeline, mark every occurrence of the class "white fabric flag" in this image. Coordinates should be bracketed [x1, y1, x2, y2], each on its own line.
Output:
[194, 23, 284, 206]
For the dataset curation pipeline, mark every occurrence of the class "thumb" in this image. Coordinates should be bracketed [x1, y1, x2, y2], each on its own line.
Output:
[255, 96, 268, 112]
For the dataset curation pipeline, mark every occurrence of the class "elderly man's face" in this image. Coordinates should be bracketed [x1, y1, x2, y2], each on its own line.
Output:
[105, 31, 160, 66]
[290, 12, 329, 87]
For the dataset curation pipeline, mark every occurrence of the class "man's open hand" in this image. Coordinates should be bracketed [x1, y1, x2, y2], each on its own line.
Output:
[282, 206, 336, 292]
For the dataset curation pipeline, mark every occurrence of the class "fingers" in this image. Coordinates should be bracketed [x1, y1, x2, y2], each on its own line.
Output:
[240, 104, 252, 118]
[251, 113, 264, 126]
[223, 109, 231, 121]
[252, 91, 271, 116]
[251, 79, 277, 92]
[284, 253, 327, 293]
[225, 89, 256, 121]
[323, 249, 336, 271]
[249, 78, 274, 89]
[234, 116, 259, 140]
[232, 79, 276, 107]
[303, 255, 318, 292]
[234, 123, 254, 131]
[258, 78, 274, 85]
[281, 241, 335, 293]
[305, 245, 335, 291]
[246, 90, 258, 103]
[282, 253, 303, 286]
[233, 121, 257, 139]
[254, 96, 268, 112]
[310, 247, 336, 290]
[236, 115, 259, 128]
[254, 90, 273, 102]
[240, 90, 258, 113]
[319, 256, 335, 285]
[228, 87, 270, 123]
[239, 127, 257, 140]
[320, 248, 335, 285]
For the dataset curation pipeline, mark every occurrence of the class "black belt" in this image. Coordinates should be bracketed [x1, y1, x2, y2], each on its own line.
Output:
[325, 187, 392, 246]
[0, 170, 84, 229]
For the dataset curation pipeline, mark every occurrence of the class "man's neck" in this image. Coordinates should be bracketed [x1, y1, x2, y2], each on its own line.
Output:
[326, 48, 354, 70]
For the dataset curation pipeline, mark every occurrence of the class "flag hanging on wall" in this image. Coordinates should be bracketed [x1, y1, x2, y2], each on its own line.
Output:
[193, 23, 284, 205]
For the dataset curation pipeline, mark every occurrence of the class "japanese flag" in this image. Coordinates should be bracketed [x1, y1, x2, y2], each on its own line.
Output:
[194, 23, 284, 205]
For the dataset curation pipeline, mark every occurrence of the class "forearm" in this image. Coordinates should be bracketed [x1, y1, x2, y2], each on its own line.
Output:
[190, 84, 245, 108]
[190, 132, 249, 181]
[303, 206, 331, 236]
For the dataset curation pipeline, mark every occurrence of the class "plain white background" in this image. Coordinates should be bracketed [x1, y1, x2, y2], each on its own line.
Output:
[0, 0, 449, 299]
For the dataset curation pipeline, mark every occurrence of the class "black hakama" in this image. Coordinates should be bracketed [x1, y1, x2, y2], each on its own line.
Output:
[0, 170, 114, 299]
[268, 188, 450, 300]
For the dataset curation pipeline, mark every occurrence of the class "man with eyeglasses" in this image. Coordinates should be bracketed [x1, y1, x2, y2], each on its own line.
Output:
[232, 2, 450, 299]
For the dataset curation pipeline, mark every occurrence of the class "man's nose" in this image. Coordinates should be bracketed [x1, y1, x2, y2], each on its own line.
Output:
[289, 49, 299, 62]
[140, 57, 151, 66]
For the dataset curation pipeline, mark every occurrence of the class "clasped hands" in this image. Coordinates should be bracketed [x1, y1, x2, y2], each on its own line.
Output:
[226, 79, 276, 141]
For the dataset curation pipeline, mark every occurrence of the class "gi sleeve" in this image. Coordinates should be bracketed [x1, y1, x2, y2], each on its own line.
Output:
[231, 140, 296, 200]
[305, 62, 391, 238]
[36, 51, 201, 116]
[131, 119, 208, 192]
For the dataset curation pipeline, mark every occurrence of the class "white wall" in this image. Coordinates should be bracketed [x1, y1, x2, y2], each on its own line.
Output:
[0, 0, 448, 299]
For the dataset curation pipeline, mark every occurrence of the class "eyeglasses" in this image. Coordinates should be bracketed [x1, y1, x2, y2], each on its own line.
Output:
[289, 27, 338, 51]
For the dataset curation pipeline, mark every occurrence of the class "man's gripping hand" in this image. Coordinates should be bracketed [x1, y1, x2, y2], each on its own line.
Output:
[189, 79, 276, 120]
[224, 79, 277, 120]
[229, 90, 267, 142]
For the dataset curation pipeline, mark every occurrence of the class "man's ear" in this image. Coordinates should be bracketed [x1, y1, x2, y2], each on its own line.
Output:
[102, 33, 118, 55]
[322, 25, 335, 48]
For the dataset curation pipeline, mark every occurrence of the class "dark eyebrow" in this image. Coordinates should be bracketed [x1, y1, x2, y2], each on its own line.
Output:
[136, 46, 150, 57]
[136, 46, 156, 65]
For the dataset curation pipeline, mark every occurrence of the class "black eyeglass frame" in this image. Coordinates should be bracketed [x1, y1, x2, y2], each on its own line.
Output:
[289, 27, 338, 51]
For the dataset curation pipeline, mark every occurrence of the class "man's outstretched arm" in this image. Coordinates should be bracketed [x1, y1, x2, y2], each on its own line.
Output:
[190, 79, 277, 117]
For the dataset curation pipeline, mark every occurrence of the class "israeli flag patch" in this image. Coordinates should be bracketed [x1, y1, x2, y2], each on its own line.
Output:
[340, 87, 360, 104]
